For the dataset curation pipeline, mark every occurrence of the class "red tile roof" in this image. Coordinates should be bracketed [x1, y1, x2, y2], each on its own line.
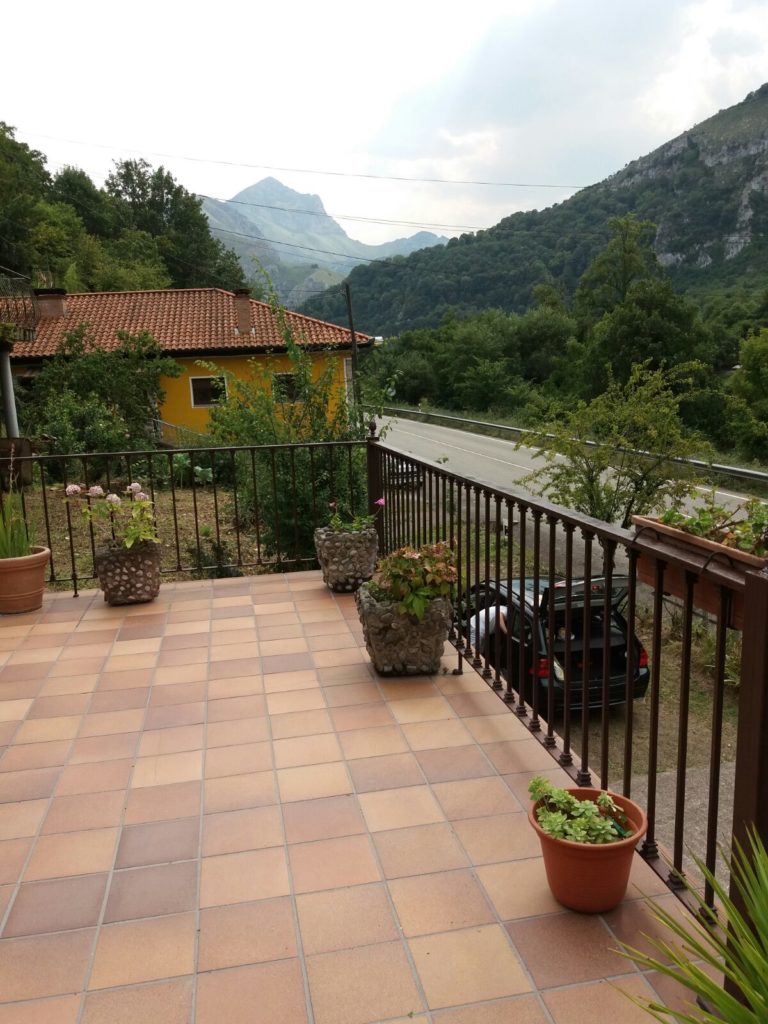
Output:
[12, 288, 368, 359]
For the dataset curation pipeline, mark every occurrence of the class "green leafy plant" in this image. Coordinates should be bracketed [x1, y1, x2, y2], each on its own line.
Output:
[528, 776, 634, 844]
[327, 497, 385, 533]
[0, 493, 32, 559]
[368, 541, 457, 621]
[619, 829, 768, 1023]
[661, 492, 768, 558]
[65, 482, 159, 550]
[186, 526, 243, 579]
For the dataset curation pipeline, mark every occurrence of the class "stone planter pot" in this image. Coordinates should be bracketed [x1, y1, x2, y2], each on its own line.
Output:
[0, 546, 50, 614]
[94, 542, 161, 606]
[632, 515, 768, 630]
[314, 526, 378, 592]
[356, 584, 453, 675]
[529, 788, 647, 913]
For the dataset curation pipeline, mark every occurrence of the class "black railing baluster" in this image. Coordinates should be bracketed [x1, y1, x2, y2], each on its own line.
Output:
[703, 587, 730, 912]
[600, 540, 616, 789]
[669, 572, 696, 889]
[559, 524, 574, 767]
[641, 558, 666, 862]
[529, 510, 542, 733]
[576, 529, 593, 786]
[623, 548, 638, 798]
[516, 505, 528, 719]
[504, 498, 515, 705]
[545, 516, 557, 748]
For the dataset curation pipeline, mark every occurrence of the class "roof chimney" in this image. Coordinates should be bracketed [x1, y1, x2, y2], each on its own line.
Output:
[233, 288, 252, 336]
[33, 288, 68, 319]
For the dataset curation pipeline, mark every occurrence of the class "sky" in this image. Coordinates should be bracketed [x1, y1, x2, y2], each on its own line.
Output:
[3, 0, 768, 246]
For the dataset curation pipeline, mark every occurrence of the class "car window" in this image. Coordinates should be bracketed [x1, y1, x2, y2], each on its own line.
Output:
[508, 610, 532, 642]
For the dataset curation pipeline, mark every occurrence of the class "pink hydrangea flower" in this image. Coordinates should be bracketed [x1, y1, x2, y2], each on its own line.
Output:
[105, 493, 121, 506]
[65, 484, 81, 496]
[136, 492, 149, 501]
[88, 485, 104, 497]
[375, 497, 386, 506]
[128, 482, 142, 493]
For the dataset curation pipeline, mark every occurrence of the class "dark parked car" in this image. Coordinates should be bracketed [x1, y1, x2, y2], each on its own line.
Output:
[464, 576, 649, 711]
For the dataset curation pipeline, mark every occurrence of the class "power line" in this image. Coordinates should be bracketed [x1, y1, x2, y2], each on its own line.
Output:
[24, 129, 587, 189]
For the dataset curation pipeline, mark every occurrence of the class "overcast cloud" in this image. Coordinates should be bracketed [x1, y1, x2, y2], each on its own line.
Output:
[3, 0, 767, 245]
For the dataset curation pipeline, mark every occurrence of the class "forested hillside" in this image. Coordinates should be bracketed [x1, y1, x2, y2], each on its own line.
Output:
[0, 125, 246, 292]
[302, 85, 768, 336]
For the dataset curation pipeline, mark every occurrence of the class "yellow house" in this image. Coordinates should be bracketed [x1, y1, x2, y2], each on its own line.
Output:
[10, 287, 369, 434]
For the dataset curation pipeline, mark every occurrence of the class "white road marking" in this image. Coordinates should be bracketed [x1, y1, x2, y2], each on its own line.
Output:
[389, 429, 536, 472]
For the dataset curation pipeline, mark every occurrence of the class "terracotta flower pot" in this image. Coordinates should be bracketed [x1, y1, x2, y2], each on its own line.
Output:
[528, 787, 647, 913]
[0, 546, 50, 614]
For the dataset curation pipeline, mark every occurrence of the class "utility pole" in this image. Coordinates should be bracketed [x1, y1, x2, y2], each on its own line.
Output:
[342, 283, 361, 409]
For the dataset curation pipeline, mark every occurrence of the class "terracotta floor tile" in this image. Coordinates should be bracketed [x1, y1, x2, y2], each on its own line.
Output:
[400, 719, 473, 750]
[388, 697, 457, 724]
[289, 833, 381, 893]
[282, 794, 366, 844]
[202, 805, 284, 857]
[26, 694, 89, 720]
[0, 767, 60, 804]
[258, 623, 304, 641]
[116, 817, 200, 868]
[13, 717, 81, 746]
[210, 627, 259, 647]
[483, 738, 562, 773]
[137, 724, 205, 758]
[409, 925, 532, 1009]
[446, 691, 509, 718]
[415, 745, 494, 783]
[432, 777, 521, 820]
[195, 959, 307, 1024]
[200, 847, 290, 907]
[262, 668, 319, 694]
[323, 682, 381, 708]
[89, 687, 149, 713]
[266, 689, 326, 716]
[273, 733, 342, 769]
[349, 752, 424, 792]
[154, 649, 204, 669]
[374, 822, 468, 878]
[0, 994, 81, 1023]
[204, 770, 276, 813]
[542, 976, 657, 1024]
[205, 741, 272, 778]
[338, 724, 409, 759]
[432, 995, 549, 1024]
[296, 882, 399, 954]
[207, 695, 266, 723]
[206, 717, 270, 747]
[306, 940, 424, 1024]
[0, 929, 95, 1001]
[0, 838, 32, 885]
[329, 704, 394, 732]
[390, 869, 496, 936]
[276, 761, 351, 803]
[377, 679, 440, 700]
[198, 897, 296, 970]
[311, 648, 366, 669]
[154, 664, 207, 685]
[124, 781, 201, 824]
[602, 893, 694, 965]
[104, 860, 198, 922]
[42, 790, 125, 834]
[317, 663, 373, 685]
[0, 800, 48, 840]
[0, 742, 72, 773]
[80, 978, 194, 1024]
[453, 812, 541, 865]
[208, 657, 262, 680]
[507, 913, 631, 988]
[104, 653, 157, 673]
[306, 631, 357, 652]
[148, 681, 206, 707]
[358, 785, 445, 832]
[24, 828, 118, 881]
[88, 912, 196, 989]
[160, 632, 209, 651]
[69, 732, 139, 764]
[143, 701, 205, 731]
[435, 672, 491, 695]
[463, 714, 534, 744]
[207, 675, 263, 700]
[3, 873, 108, 937]
[475, 859, 562, 919]
[269, 708, 333, 739]
[96, 668, 154, 691]
[209, 641, 261, 664]
[132, 750, 203, 789]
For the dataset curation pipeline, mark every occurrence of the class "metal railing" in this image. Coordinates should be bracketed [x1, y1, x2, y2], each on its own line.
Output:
[369, 439, 768, 925]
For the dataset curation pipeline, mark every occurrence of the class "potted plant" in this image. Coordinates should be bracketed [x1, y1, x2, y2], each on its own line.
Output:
[619, 829, 768, 1023]
[314, 498, 384, 592]
[527, 775, 647, 913]
[633, 494, 768, 629]
[66, 482, 161, 605]
[0, 491, 50, 614]
[356, 540, 456, 675]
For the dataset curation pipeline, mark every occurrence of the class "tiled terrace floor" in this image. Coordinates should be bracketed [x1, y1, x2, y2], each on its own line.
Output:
[0, 573, 695, 1023]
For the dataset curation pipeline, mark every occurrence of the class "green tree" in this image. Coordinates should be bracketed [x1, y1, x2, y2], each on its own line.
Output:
[0, 123, 50, 275]
[574, 214, 660, 325]
[520, 363, 706, 528]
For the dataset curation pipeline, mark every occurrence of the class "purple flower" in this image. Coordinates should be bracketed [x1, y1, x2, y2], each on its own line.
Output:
[128, 482, 142, 494]
[136, 492, 149, 501]
[65, 484, 81, 496]
[88, 485, 104, 497]
[105, 493, 121, 506]
[375, 497, 386, 506]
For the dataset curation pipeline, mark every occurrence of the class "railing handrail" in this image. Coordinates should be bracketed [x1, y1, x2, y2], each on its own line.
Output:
[4, 439, 368, 463]
[379, 404, 768, 487]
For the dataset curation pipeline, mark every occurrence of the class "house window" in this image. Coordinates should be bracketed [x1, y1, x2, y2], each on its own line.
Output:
[190, 376, 226, 408]
[273, 373, 299, 403]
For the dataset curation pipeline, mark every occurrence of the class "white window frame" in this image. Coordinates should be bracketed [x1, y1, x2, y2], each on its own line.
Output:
[189, 375, 227, 408]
